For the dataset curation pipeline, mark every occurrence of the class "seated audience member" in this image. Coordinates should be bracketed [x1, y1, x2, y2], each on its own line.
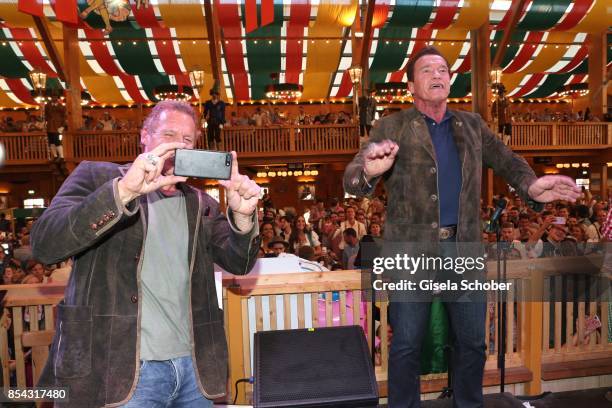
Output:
[288, 216, 321, 256]
[337, 207, 366, 250]
[586, 209, 606, 242]
[13, 235, 33, 265]
[277, 215, 292, 241]
[268, 236, 289, 256]
[319, 217, 342, 261]
[342, 228, 359, 269]
[260, 222, 275, 254]
[542, 224, 579, 257]
[24, 260, 46, 283]
[49, 259, 73, 283]
[369, 222, 382, 238]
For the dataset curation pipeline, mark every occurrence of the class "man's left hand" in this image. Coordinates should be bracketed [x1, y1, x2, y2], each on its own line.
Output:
[528, 175, 581, 203]
[219, 151, 261, 217]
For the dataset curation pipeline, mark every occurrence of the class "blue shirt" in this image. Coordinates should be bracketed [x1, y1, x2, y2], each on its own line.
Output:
[422, 111, 462, 227]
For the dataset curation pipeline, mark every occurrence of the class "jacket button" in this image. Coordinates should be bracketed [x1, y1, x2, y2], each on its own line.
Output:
[91, 223, 98, 230]
[430, 194, 438, 202]
[134, 255, 140, 262]
[131, 295, 138, 303]
[430, 167, 437, 174]
[103, 215, 110, 221]
[431, 222, 438, 229]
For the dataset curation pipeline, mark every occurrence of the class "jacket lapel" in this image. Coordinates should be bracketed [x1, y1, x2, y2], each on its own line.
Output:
[405, 108, 436, 161]
[178, 183, 201, 264]
[450, 113, 467, 178]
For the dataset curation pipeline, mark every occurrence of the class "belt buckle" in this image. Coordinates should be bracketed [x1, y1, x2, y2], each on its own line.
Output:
[439, 228, 451, 240]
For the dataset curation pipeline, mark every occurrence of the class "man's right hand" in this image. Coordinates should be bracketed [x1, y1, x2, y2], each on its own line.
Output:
[117, 142, 187, 205]
[363, 139, 399, 179]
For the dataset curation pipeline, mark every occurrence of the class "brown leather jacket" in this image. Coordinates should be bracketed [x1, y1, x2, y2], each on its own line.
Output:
[344, 108, 538, 248]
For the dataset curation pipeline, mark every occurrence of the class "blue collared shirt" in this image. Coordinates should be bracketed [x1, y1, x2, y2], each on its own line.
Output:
[422, 111, 462, 227]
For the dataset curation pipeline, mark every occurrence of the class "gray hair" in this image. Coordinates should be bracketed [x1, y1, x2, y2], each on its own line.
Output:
[142, 100, 199, 135]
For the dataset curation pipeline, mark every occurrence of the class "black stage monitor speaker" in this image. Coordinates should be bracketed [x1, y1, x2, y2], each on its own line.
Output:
[254, 325, 379, 407]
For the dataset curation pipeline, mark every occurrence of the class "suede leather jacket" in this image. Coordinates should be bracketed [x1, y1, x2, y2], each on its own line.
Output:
[344, 108, 538, 253]
[31, 161, 260, 407]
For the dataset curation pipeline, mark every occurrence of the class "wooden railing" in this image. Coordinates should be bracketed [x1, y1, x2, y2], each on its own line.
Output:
[1, 283, 65, 390]
[509, 122, 611, 149]
[1, 122, 609, 166]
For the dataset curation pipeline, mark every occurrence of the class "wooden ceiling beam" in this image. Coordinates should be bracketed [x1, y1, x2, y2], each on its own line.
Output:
[203, 0, 223, 85]
[359, 0, 376, 88]
[32, 16, 67, 83]
[491, 0, 528, 69]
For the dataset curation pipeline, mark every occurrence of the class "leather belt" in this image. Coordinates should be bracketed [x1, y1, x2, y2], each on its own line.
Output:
[439, 225, 457, 240]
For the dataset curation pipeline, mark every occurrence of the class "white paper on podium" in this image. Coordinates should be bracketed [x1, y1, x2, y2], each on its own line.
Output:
[214, 256, 302, 309]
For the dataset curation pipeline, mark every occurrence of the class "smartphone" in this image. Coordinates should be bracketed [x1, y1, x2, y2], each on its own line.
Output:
[552, 217, 566, 225]
[174, 149, 232, 180]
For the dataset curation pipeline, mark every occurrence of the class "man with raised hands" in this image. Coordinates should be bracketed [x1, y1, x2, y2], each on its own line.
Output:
[344, 46, 581, 408]
[32, 100, 261, 407]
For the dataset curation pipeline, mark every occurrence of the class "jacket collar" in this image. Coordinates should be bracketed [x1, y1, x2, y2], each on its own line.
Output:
[403, 106, 467, 172]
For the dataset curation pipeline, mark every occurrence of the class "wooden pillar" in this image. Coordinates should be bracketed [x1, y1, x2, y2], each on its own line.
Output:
[524, 269, 543, 395]
[62, 25, 81, 162]
[587, 32, 607, 119]
[602, 164, 608, 201]
[470, 24, 490, 120]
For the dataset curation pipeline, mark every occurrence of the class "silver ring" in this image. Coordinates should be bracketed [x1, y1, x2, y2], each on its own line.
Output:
[145, 153, 160, 166]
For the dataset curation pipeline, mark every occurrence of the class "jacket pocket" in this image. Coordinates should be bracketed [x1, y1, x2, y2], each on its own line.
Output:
[54, 302, 93, 379]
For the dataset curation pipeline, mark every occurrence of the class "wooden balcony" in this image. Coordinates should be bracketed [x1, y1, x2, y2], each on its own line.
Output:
[0, 122, 610, 168]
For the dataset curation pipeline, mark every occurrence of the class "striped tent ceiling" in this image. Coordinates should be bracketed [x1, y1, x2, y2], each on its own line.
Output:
[0, 0, 609, 108]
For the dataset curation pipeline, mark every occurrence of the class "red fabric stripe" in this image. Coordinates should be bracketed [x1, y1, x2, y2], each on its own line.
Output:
[334, 72, 353, 98]
[216, 0, 249, 100]
[429, 0, 460, 29]
[496, 0, 531, 30]
[48, 0, 87, 28]
[261, 0, 274, 28]
[512, 73, 544, 97]
[131, 2, 161, 28]
[556, 45, 588, 73]
[372, 1, 391, 28]
[17, 0, 43, 17]
[151, 27, 183, 75]
[10, 28, 57, 75]
[5, 79, 37, 104]
[455, 51, 471, 73]
[285, 0, 310, 84]
[85, 29, 123, 76]
[503, 31, 544, 73]
[55, 0, 78, 25]
[568, 74, 586, 84]
[554, 0, 593, 31]
[389, 28, 433, 82]
[175, 73, 191, 87]
[245, 0, 258, 34]
[85, 29, 146, 102]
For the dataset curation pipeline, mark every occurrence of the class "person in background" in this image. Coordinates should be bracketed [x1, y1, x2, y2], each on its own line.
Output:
[203, 85, 226, 150]
[44, 93, 66, 161]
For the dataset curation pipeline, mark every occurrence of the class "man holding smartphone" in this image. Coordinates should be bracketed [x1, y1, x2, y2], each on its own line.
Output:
[31, 100, 261, 407]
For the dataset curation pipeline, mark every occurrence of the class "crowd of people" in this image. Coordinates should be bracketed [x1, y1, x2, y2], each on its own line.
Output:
[511, 107, 602, 123]
[252, 189, 609, 271]
[226, 106, 354, 127]
[2, 189, 608, 287]
[0, 215, 71, 286]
